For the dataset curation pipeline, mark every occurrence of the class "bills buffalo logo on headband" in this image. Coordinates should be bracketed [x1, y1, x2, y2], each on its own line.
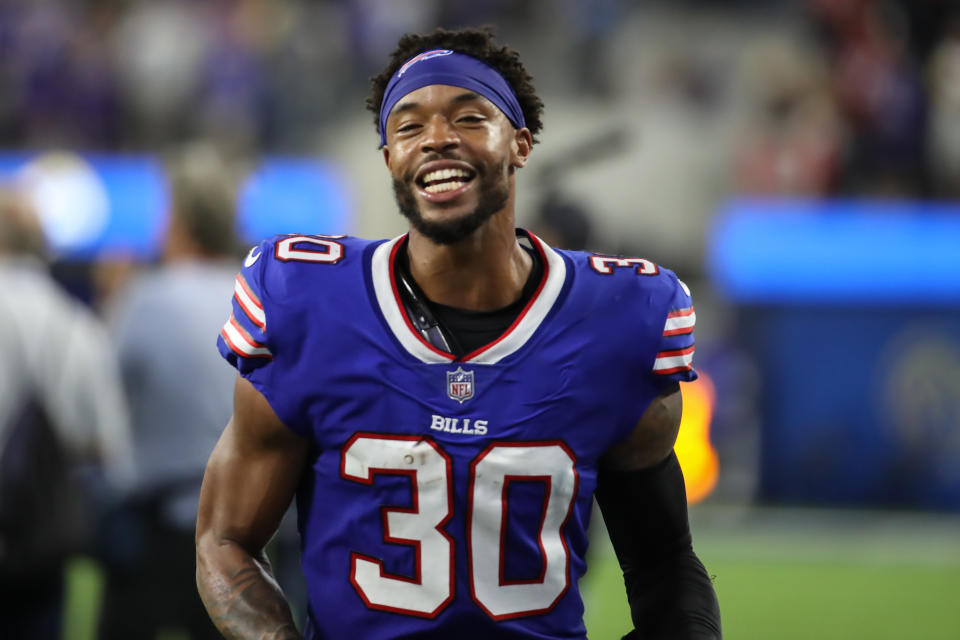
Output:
[379, 50, 526, 147]
[398, 49, 454, 77]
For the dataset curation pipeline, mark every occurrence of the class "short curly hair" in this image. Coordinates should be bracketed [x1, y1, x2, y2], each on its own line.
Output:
[366, 26, 544, 145]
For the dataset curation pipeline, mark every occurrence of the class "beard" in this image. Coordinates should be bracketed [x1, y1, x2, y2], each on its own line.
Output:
[392, 158, 510, 245]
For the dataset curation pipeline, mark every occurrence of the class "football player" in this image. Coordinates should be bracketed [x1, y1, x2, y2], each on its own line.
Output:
[196, 26, 721, 640]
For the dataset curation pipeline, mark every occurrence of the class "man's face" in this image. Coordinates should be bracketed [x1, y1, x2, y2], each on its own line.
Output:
[382, 84, 530, 245]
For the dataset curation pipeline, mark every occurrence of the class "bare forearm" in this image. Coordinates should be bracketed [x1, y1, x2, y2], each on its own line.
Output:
[197, 539, 302, 640]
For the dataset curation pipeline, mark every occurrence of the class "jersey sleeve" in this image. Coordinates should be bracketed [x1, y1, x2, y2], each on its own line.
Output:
[217, 241, 274, 374]
[651, 273, 699, 385]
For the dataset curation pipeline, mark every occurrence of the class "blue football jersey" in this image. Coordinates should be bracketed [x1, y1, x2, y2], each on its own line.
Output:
[217, 230, 697, 639]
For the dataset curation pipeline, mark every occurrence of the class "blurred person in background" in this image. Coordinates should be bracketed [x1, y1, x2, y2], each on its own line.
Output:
[926, 9, 960, 199]
[806, 0, 929, 196]
[529, 188, 594, 251]
[97, 143, 243, 640]
[733, 36, 845, 196]
[0, 185, 131, 639]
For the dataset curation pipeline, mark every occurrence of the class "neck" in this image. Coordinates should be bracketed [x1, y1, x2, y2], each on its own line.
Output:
[406, 208, 531, 311]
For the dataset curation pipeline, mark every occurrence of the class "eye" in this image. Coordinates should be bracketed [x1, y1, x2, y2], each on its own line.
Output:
[396, 123, 421, 133]
[457, 115, 484, 124]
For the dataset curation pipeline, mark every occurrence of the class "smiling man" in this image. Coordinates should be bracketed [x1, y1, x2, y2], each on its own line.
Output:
[196, 27, 721, 640]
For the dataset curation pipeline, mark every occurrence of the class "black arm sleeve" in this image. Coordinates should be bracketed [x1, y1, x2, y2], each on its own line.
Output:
[595, 451, 721, 640]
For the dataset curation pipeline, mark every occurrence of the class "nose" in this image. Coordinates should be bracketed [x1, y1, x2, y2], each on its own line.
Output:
[420, 115, 459, 154]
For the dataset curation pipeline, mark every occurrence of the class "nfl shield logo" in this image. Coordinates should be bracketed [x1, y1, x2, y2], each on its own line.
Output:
[446, 367, 475, 403]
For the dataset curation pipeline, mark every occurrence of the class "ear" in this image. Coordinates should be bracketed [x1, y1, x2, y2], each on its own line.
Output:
[382, 146, 391, 170]
[511, 128, 533, 169]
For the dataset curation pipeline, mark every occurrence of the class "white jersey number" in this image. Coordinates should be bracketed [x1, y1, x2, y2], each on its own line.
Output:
[341, 436, 578, 620]
[469, 442, 578, 619]
[589, 255, 659, 276]
[275, 235, 345, 264]
[341, 434, 454, 617]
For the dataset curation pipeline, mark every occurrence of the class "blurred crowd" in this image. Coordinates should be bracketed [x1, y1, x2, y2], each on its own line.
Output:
[735, 0, 959, 199]
[1, 0, 960, 200]
[0, 0, 565, 152]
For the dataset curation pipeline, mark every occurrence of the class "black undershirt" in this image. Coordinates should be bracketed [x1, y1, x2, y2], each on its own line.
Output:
[395, 238, 544, 358]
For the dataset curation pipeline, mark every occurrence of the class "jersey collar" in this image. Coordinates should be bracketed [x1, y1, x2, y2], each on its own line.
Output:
[370, 230, 567, 364]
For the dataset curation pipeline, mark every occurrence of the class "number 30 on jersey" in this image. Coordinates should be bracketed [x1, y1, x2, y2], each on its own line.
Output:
[341, 434, 578, 620]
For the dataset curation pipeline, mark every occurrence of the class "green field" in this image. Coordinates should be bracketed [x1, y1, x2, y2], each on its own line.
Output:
[582, 506, 960, 639]
[582, 550, 960, 639]
[62, 506, 960, 640]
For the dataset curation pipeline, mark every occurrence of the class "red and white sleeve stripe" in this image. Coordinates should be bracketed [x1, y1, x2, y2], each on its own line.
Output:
[662, 306, 695, 337]
[653, 345, 694, 375]
[220, 314, 272, 359]
[234, 274, 266, 329]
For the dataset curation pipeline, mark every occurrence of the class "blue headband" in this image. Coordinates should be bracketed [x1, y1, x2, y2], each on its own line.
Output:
[378, 49, 526, 147]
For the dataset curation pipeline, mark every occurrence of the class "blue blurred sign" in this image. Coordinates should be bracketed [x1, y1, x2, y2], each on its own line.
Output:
[238, 157, 351, 243]
[709, 199, 960, 510]
[709, 198, 960, 305]
[0, 151, 352, 259]
[0, 151, 168, 258]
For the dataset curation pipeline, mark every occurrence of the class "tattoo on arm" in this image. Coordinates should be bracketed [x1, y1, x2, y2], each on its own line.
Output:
[198, 544, 302, 640]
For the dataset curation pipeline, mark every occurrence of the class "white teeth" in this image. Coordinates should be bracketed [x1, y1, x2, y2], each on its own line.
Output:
[420, 167, 474, 195]
[424, 181, 463, 193]
[422, 167, 470, 184]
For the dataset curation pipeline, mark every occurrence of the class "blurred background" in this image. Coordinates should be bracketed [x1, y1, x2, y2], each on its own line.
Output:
[0, 0, 958, 638]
